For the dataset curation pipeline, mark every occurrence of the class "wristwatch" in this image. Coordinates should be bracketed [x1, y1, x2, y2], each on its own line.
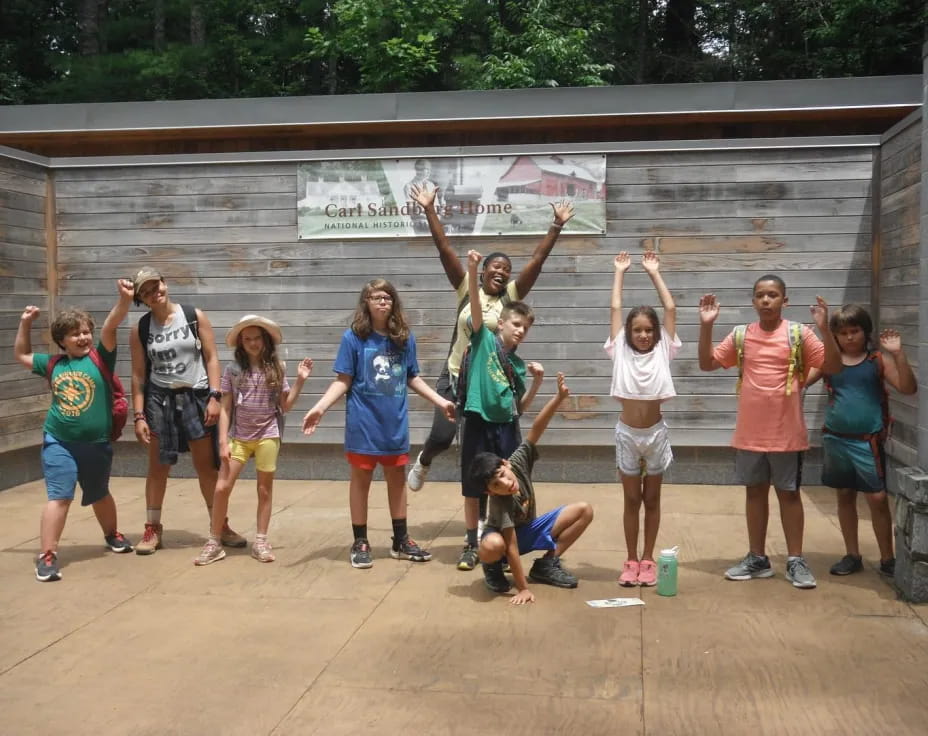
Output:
[208, 389, 222, 401]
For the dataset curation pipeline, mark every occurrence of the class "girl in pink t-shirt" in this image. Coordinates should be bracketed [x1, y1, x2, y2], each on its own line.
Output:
[195, 315, 312, 566]
[605, 252, 680, 587]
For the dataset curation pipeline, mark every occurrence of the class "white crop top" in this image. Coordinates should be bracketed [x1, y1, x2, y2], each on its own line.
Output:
[604, 329, 681, 401]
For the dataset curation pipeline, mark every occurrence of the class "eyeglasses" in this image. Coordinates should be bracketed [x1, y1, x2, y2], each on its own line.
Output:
[367, 295, 394, 303]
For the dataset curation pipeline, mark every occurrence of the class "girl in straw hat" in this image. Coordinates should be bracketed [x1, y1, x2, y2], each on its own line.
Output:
[195, 315, 312, 565]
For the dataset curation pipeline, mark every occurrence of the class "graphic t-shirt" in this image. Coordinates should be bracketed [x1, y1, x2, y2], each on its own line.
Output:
[32, 342, 117, 443]
[713, 321, 824, 451]
[220, 364, 291, 441]
[463, 325, 526, 423]
[143, 305, 208, 390]
[824, 355, 884, 436]
[334, 329, 419, 455]
[446, 273, 521, 379]
[485, 442, 538, 531]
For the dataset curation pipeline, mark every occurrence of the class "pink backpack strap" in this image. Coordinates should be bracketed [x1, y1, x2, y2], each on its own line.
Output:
[86, 348, 114, 385]
[45, 354, 65, 385]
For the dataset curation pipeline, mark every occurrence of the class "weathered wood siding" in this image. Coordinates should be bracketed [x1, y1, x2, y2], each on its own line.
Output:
[50, 145, 874, 453]
[879, 112, 921, 468]
[0, 156, 51, 453]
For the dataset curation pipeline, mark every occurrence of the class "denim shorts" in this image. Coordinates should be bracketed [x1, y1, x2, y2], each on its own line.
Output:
[41, 432, 113, 506]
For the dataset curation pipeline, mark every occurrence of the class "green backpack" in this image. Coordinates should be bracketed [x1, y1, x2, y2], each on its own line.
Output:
[733, 321, 804, 396]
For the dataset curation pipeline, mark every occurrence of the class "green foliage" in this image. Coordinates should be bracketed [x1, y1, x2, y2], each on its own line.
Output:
[0, 0, 924, 103]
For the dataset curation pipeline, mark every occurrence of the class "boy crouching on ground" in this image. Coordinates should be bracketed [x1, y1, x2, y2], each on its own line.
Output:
[470, 372, 594, 604]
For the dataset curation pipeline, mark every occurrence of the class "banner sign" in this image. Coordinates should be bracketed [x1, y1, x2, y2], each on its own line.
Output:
[297, 154, 606, 239]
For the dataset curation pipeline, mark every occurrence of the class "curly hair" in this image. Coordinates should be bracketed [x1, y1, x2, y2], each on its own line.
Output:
[50, 308, 94, 350]
[351, 279, 410, 348]
[233, 326, 284, 395]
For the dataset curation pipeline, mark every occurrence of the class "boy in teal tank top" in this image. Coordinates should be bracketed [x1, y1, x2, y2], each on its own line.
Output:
[13, 280, 136, 582]
[806, 304, 917, 579]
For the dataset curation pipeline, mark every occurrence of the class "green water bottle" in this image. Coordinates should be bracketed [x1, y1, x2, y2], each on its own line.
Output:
[657, 546, 679, 597]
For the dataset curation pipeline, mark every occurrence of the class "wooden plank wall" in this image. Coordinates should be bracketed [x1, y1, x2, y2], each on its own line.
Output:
[879, 113, 921, 469]
[49, 145, 874, 451]
[0, 156, 50, 454]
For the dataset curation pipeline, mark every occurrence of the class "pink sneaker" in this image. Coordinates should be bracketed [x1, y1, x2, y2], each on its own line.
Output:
[619, 560, 640, 587]
[637, 559, 657, 586]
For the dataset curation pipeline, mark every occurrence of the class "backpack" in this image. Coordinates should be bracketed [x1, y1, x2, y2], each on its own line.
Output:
[138, 304, 201, 379]
[733, 321, 804, 396]
[47, 349, 128, 441]
[226, 361, 286, 439]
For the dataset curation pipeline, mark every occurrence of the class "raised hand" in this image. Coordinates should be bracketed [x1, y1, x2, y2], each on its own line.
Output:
[409, 184, 437, 209]
[467, 249, 482, 272]
[550, 200, 574, 226]
[699, 294, 720, 324]
[879, 328, 903, 354]
[810, 296, 829, 331]
[527, 361, 544, 382]
[302, 406, 324, 435]
[641, 251, 660, 274]
[20, 305, 41, 322]
[614, 252, 631, 273]
[556, 371, 570, 399]
[117, 278, 135, 301]
[297, 357, 314, 380]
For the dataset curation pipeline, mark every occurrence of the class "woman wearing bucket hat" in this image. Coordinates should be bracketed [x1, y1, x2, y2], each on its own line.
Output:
[195, 315, 312, 565]
[129, 267, 246, 555]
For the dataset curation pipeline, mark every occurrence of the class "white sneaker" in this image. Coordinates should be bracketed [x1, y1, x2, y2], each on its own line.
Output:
[407, 452, 430, 492]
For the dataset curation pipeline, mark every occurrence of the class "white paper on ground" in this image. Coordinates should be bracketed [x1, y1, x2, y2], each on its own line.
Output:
[585, 597, 645, 608]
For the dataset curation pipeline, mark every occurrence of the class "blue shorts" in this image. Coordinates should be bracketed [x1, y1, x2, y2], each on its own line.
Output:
[486, 506, 564, 557]
[41, 433, 113, 506]
[821, 433, 884, 493]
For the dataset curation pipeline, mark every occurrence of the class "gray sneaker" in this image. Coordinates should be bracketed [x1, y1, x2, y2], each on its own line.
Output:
[406, 452, 429, 492]
[785, 557, 817, 589]
[725, 552, 774, 581]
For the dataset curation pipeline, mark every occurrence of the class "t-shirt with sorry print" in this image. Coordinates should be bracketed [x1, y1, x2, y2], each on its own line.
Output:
[143, 304, 208, 390]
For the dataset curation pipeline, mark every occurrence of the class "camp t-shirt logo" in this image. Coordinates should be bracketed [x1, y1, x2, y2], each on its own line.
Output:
[364, 346, 405, 397]
[52, 370, 95, 417]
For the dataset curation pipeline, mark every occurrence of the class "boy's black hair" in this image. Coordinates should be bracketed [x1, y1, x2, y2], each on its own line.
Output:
[469, 452, 505, 492]
[500, 300, 534, 325]
[752, 274, 787, 295]
[624, 306, 661, 352]
[829, 303, 874, 348]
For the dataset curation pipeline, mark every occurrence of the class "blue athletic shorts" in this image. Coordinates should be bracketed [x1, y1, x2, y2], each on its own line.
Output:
[485, 506, 564, 557]
[821, 434, 884, 493]
[41, 432, 113, 506]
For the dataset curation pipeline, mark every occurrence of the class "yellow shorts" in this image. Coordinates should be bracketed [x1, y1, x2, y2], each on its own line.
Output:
[229, 437, 280, 473]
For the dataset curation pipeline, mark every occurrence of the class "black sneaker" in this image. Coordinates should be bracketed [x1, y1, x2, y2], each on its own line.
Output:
[350, 538, 373, 569]
[457, 544, 479, 571]
[528, 555, 578, 588]
[35, 550, 61, 582]
[829, 554, 863, 576]
[389, 535, 432, 562]
[879, 557, 896, 578]
[104, 531, 133, 553]
[482, 561, 511, 593]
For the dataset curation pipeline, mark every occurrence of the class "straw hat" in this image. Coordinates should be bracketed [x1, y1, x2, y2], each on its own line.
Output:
[226, 315, 283, 347]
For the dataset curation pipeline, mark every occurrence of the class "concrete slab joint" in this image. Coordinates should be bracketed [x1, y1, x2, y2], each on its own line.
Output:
[893, 465, 928, 602]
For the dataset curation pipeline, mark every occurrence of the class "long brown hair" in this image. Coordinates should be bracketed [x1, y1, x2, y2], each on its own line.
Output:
[233, 326, 284, 394]
[351, 279, 409, 348]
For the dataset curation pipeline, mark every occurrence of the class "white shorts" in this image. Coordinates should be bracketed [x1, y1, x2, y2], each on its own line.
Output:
[615, 418, 673, 477]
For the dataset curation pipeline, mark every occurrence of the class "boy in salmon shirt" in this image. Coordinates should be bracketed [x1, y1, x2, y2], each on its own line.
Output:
[698, 275, 842, 588]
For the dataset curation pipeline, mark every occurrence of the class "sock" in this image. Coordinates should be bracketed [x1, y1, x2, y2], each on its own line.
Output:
[466, 528, 478, 548]
[392, 518, 408, 548]
[147, 508, 161, 525]
[255, 533, 268, 546]
[352, 524, 367, 541]
[787, 555, 801, 562]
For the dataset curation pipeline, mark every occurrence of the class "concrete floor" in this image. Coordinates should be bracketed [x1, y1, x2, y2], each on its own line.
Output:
[1, 476, 927, 735]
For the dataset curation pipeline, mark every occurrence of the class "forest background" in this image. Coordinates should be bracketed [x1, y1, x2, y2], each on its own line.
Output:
[1, 0, 925, 105]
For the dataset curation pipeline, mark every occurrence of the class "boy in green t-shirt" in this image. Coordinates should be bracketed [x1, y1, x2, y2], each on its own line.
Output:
[456, 249, 544, 572]
[13, 280, 136, 582]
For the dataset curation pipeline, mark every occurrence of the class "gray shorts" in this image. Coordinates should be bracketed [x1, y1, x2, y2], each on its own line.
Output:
[735, 450, 803, 491]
